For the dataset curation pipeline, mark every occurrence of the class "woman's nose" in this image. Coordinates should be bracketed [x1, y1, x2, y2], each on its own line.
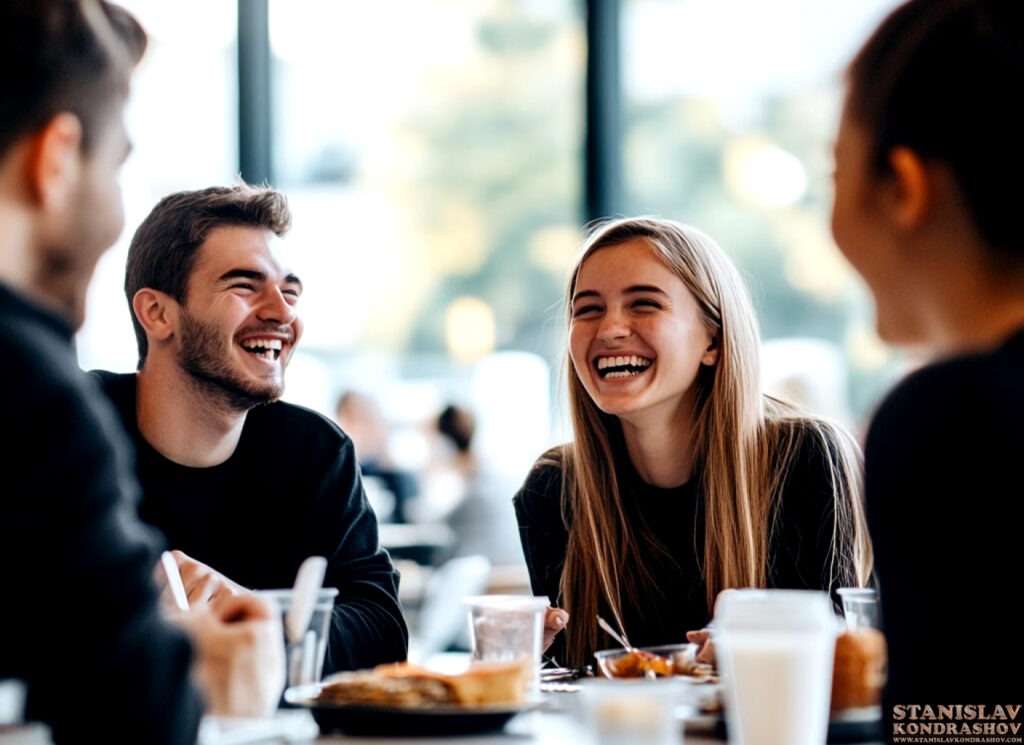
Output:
[596, 307, 631, 341]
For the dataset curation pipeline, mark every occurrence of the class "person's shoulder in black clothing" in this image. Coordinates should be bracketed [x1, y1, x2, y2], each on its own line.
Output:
[88, 369, 139, 434]
[513, 445, 568, 525]
[865, 341, 1024, 706]
[4, 296, 202, 744]
[765, 414, 862, 594]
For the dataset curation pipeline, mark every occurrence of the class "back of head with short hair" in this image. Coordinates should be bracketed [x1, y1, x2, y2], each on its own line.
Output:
[847, 0, 1024, 257]
[0, 0, 147, 158]
[124, 181, 293, 368]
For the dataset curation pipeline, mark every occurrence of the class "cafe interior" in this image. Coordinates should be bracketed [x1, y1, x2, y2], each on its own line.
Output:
[6, 0, 920, 742]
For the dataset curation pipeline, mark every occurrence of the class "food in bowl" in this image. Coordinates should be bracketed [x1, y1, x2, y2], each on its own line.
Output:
[594, 643, 714, 680]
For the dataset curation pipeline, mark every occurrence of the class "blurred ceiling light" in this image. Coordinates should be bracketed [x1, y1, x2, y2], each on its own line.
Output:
[445, 296, 496, 364]
[528, 225, 578, 275]
[724, 137, 807, 207]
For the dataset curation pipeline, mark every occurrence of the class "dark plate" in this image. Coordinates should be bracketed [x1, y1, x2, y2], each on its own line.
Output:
[284, 684, 533, 737]
[686, 706, 882, 744]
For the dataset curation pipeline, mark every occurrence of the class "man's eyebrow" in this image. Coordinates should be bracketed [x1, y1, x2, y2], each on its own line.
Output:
[218, 268, 303, 291]
[219, 268, 265, 283]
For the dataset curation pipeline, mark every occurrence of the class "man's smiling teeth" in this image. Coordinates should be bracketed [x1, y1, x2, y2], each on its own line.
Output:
[241, 338, 282, 361]
[596, 355, 652, 379]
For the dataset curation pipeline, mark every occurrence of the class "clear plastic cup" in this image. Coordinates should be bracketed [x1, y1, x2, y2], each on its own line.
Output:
[836, 587, 880, 631]
[257, 587, 338, 689]
[464, 594, 549, 702]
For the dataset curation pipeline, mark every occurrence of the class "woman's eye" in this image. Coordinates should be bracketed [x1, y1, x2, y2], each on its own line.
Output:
[572, 304, 600, 318]
[633, 298, 660, 309]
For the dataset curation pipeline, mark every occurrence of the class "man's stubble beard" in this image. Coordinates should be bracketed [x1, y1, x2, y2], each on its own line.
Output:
[177, 309, 284, 413]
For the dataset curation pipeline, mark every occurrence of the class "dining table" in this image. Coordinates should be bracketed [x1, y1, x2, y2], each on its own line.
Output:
[0, 687, 884, 745]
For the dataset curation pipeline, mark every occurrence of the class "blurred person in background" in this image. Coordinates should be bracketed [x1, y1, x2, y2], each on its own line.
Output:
[0, 2, 283, 741]
[91, 182, 408, 674]
[831, 0, 1022, 729]
[514, 216, 874, 668]
[436, 402, 526, 571]
[335, 389, 419, 524]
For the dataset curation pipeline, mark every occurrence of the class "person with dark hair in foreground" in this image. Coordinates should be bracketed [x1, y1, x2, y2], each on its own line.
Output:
[0, 3, 283, 743]
[831, 0, 1023, 736]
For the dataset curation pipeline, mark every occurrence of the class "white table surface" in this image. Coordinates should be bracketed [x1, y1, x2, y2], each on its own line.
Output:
[0, 690, 882, 745]
[0, 698, 723, 745]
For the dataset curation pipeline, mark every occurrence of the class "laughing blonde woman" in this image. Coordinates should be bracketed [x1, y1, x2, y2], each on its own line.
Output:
[513, 216, 873, 669]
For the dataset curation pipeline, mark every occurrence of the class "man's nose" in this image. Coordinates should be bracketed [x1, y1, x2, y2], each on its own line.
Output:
[256, 287, 297, 325]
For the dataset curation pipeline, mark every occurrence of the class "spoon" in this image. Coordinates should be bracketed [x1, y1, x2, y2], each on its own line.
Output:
[597, 615, 657, 679]
[286, 556, 327, 644]
[160, 551, 189, 612]
[597, 614, 635, 651]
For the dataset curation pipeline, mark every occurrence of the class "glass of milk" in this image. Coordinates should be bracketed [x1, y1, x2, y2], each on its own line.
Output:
[714, 589, 838, 745]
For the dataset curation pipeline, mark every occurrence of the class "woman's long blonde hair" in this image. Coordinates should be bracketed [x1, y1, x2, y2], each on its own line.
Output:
[554, 216, 873, 667]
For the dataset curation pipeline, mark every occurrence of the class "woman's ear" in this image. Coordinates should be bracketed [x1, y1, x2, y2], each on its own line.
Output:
[701, 335, 720, 366]
[132, 288, 176, 343]
[887, 146, 930, 230]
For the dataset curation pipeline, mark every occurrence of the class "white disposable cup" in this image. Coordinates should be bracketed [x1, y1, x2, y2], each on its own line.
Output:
[714, 589, 838, 745]
[464, 594, 549, 702]
[575, 677, 685, 745]
[837, 587, 880, 631]
[257, 587, 338, 689]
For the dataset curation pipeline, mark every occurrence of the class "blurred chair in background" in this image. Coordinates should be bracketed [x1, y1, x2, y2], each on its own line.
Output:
[406, 554, 491, 664]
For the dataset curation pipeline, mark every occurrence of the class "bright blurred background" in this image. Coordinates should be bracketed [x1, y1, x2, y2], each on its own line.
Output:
[78, 0, 907, 648]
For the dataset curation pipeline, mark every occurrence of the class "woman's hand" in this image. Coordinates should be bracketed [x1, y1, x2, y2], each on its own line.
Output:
[542, 607, 569, 652]
[686, 588, 735, 666]
[686, 627, 716, 665]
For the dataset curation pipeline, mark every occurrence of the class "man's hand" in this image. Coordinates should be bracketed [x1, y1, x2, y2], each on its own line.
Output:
[171, 593, 286, 718]
[156, 549, 249, 608]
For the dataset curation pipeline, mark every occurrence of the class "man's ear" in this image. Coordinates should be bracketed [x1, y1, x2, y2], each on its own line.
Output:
[132, 288, 177, 343]
[28, 113, 83, 208]
[887, 146, 930, 230]
[701, 334, 720, 366]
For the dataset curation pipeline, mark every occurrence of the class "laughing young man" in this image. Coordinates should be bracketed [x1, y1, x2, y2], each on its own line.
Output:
[92, 182, 408, 674]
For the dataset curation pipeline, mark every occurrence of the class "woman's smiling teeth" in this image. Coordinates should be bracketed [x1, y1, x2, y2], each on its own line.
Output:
[241, 337, 283, 361]
[596, 355, 652, 379]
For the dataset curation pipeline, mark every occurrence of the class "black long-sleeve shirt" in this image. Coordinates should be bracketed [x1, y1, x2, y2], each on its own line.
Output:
[863, 330, 1024, 729]
[1, 284, 203, 744]
[514, 422, 854, 665]
[92, 371, 409, 674]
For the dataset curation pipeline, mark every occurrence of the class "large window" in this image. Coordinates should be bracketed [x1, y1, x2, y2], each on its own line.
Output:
[78, 0, 905, 479]
[622, 0, 903, 426]
[78, 0, 238, 373]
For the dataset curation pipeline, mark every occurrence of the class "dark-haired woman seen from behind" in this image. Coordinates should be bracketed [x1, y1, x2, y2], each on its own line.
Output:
[831, 0, 1024, 730]
[513, 216, 873, 669]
